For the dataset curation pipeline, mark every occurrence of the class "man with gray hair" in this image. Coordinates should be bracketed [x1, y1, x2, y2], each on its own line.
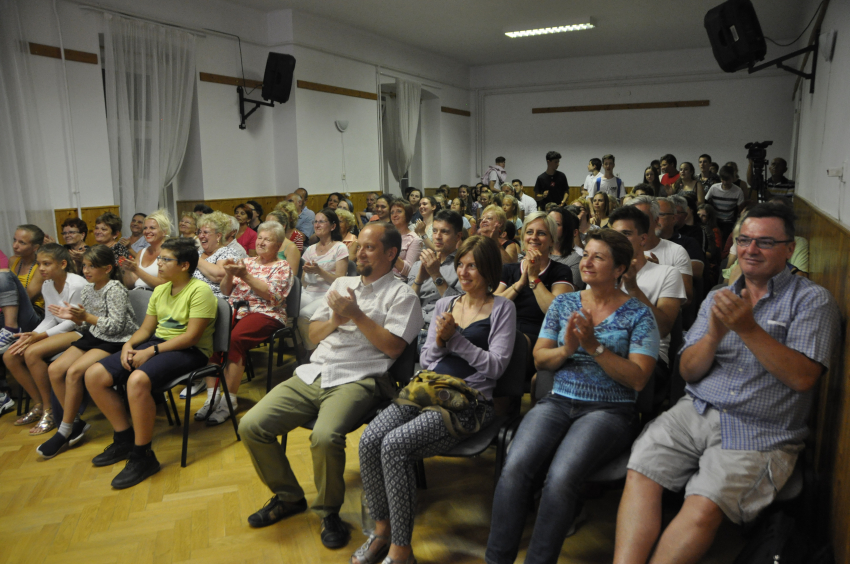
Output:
[288, 190, 315, 237]
[628, 195, 693, 304]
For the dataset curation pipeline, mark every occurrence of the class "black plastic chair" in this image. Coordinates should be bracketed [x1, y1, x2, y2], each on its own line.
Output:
[347, 259, 357, 276]
[151, 297, 239, 467]
[416, 331, 528, 489]
[242, 276, 304, 392]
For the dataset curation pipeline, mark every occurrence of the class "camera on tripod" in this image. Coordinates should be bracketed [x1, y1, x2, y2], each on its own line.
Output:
[745, 141, 773, 165]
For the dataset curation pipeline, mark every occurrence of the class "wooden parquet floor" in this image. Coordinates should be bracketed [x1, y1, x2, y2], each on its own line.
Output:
[0, 351, 745, 563]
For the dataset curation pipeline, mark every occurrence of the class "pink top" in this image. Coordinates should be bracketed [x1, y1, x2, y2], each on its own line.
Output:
[237, 227, 257, 252]
[393, 231, 422, 279]
[228, 257, 293, 325]
[0, 250, 8, 269]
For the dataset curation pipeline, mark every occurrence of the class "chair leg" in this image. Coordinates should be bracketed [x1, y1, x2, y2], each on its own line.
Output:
[218, 375, 241, 442]
[16, 385, 24, 416]
[162, 393, 174, 426]
[167, 389, 181, 426]
[181, 381, 193, 468]
[266, 336, 275, 393]
[245, 354, 254, 381]
[415, 459, 427, 490]
[291, 332, 302, 366]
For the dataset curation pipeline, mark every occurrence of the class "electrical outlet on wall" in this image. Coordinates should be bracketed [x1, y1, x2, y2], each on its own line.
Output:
[827, 167, 844, 180]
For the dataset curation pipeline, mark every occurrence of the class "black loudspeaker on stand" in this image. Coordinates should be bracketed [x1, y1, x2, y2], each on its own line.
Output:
[238, 53, 296, 129]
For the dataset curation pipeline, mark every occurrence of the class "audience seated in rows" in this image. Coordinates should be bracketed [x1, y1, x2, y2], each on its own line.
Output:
[3, 244, 87, 434]
[239, 222, 423, 549]
[357, 235, 515, 564]
[487, 229, 659, 564]
[613, 203, 839, 564]
[85, 238, 217, 490]
[297, 208, 348, 352]
[37, 245, 138, 457]
[121, 210, 170, 290]
[409, 209, 464, 351]
[195, 221, 293, 426]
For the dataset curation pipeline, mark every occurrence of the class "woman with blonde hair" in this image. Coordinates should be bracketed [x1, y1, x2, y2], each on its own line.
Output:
[274, 200, 306, 252]
[501, 194, 523, 232]
[120, 209, 171, 289]
[590, 192, 614, 228]
[193, 211, 244, 297]
[264, 210, 301, 269]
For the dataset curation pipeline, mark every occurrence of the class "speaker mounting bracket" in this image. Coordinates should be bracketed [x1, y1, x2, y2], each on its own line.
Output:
[748, 36, 818, 94]
[238, 86, 274, 130]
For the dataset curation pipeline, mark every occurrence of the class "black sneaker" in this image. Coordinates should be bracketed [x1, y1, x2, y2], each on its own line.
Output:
[92, 441, 133, 467]
[36, 431, 70, 459]
[247, 496, 308, 528]
[68, 419, 91, 447]
[320, 513, 350, 549]
[111, 450, 161, 489]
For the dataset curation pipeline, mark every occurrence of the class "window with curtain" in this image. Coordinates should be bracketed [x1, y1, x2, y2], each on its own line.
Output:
[103, 14, 196, 230]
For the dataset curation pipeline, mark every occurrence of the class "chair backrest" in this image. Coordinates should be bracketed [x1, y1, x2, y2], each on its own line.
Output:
[128, 289, 152, 325]
[286, 276, 302, 321]
[493, 331, 529, 399]
[212, 297, 233, 353]
[347, 259, 357, 276]
[668, 311, 687, 406]
[388, 339, 418, 388]
[298, 257, 304, 278]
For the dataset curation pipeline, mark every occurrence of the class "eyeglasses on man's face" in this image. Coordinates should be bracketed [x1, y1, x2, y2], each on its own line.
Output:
[735, 236, 793, 250]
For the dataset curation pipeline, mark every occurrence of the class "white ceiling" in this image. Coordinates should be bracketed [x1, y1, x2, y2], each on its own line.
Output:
[222, 0, 809, 65]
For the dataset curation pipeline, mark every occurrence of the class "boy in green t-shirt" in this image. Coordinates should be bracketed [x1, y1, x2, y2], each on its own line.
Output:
[85, 238, 217, 489]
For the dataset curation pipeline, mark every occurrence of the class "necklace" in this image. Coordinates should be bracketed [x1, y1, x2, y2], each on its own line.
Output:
[458, 295, 489, 329]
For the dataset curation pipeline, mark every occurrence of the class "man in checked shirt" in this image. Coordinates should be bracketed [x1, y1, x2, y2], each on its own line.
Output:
[613, 203, 840, 564]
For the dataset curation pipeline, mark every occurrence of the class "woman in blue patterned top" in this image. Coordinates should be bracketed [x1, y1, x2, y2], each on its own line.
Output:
[486, 229, 659, 564]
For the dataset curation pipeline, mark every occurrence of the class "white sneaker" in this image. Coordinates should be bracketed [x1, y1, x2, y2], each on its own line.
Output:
[0, 328, 19, 354]
[180, 380, 207, 399]
[206, 398, 236, 426]
[0, 392, 15, 416]
[194, 394, 220, 421]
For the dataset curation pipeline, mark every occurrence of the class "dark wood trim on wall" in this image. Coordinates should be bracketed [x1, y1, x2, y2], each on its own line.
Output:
[296, 80, 378, 101]
[199, 72, 263, 89]
[441, 106, 471, 117]
[532, 100, 710, 114]
[29, 42, 98, 65]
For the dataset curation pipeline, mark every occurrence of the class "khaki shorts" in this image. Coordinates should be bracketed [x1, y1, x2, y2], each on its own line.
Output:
[627, 396, 802, 524]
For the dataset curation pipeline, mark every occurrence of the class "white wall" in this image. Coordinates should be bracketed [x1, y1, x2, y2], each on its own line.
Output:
[793, 0, 850, 225]
[471, 47, 795, 188]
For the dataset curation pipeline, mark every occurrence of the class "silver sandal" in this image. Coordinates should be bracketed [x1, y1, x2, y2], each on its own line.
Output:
[350, 533, 390, 564]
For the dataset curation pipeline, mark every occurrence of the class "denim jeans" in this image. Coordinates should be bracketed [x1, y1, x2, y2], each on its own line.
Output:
[0, 271, 41, 331]
[486, 393, 637, 564]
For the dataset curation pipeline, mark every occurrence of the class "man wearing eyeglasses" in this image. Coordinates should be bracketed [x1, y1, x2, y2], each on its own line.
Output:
[614, 203, 839, 564]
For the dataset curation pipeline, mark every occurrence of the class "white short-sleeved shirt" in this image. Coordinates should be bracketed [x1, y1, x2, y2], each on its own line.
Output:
[302, 242, 349, 294]
[583, 173, 601, 195]
[519, 193, 538, 218]
[488, 170, 501, 190]
[633, 261, 686, 365]
[591, 176, 626, 199]
[34, 273, 87, 336]
[645, 238, 693, 278]
[298, 272, 424, 388]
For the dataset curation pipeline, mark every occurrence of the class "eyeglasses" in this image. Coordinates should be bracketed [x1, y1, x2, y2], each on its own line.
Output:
[735, 236, 793, 250]
[313, 220, 329, 225]
[155, 256, 179, 263]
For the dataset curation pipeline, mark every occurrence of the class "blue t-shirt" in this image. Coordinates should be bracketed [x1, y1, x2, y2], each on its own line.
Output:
[539, 293, 659, 403]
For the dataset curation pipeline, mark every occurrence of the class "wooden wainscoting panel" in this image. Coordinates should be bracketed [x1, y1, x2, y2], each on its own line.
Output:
[29, 42, 99, 65]
[296, 80, 378, 101]
[441, 106, 471, 117]
[532, 100, 709, 114]
[794, 196, 850, 563]
[54, 206, 120, 246]
[199, 72, 263, 89]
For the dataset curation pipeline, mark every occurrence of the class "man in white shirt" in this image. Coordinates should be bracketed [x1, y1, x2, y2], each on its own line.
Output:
[511, 179, 538, 220]
[589, 154, 625, 200]
[484, 157, 507, 192]
[610, 206, 686, 374]
[239, 223, 423, 550]
[628, 195, 694, 304]
[583, 158, 601, 197]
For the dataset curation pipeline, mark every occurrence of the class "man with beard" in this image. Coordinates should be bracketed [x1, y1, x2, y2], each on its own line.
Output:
[239, 223, 423, 550]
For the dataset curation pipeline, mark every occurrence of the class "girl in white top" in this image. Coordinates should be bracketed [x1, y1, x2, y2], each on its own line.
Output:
[121, 210, 171, 290]
[298, 208, 349, 350]
[2, 244, 86, 434]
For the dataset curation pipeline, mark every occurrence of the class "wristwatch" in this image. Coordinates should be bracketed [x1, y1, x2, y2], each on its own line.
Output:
[434, 277, 445, 286]
[154, 345, 160, 356]
[528, 277, 542, 290]
[589, 344, 605, 358]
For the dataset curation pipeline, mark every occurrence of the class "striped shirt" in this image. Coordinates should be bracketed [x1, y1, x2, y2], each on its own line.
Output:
[297, 271, 423, 388]
[764, 176, 795, 200]
[705, 183, 745, 224]
[684, 269, 840, 450]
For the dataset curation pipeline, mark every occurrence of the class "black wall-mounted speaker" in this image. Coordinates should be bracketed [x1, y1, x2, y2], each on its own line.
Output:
[262, 53, 296, 104]
[704, 0, 766, 73]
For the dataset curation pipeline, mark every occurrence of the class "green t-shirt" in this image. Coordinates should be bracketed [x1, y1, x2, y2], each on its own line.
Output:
[147, 278, 217, 357]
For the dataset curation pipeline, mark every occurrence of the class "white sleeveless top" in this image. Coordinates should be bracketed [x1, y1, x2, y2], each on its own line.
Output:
[134, 247, 160, 289]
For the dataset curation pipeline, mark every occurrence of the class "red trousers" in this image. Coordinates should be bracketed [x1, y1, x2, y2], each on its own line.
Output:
[211, 312, 283, 366]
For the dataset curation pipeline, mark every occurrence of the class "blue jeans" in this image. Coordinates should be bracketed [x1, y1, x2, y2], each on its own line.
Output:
[486, 394, 637, 564]
[0, 271, 41, 331]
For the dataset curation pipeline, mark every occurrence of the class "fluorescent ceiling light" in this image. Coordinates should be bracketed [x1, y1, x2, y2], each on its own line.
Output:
[505, 18, 595, 38]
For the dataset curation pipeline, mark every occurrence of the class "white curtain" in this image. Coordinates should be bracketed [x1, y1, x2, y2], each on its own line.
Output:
[0, 0, 53, 248]
[103, 14, 196, 229]
[382, 78, 421, 184]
